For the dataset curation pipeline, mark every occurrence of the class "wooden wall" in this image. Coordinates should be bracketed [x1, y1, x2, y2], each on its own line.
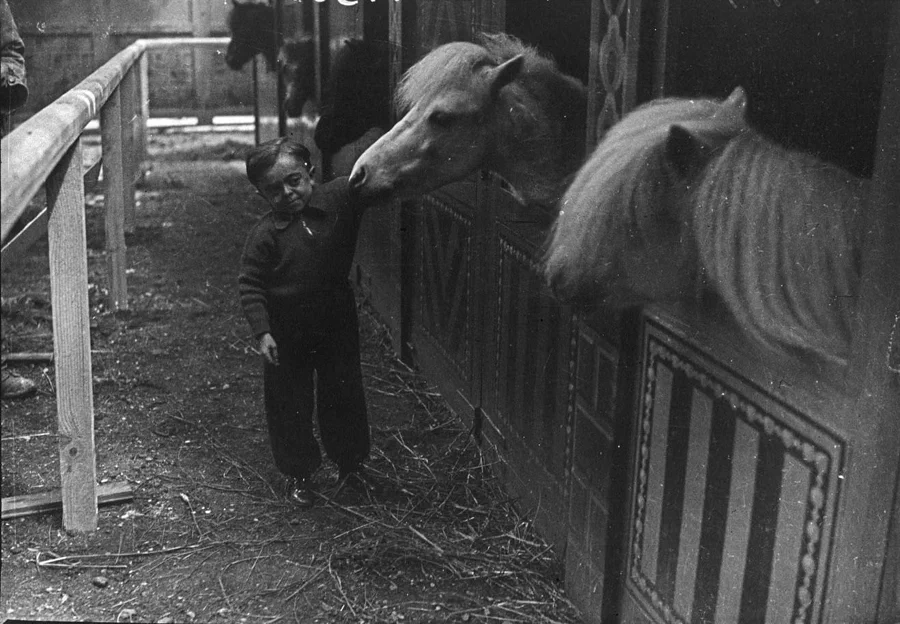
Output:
[348, 2, 899, 623]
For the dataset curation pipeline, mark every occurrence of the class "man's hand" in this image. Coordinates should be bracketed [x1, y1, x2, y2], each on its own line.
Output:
[258, 333, 279, 366]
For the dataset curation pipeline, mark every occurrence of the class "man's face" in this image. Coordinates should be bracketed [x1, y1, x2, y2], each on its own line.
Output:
[257, 153, 314, 213]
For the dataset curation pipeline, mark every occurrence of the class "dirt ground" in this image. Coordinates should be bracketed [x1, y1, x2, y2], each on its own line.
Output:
[0, 130, 582, 624]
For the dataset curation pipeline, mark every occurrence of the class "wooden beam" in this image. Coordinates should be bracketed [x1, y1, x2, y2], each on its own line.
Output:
[0, 158, 102, 272]
[1, 45, 141, 242]
[2, 38, 229, 244]
[47, 139, 98, 533]
[1, 481, 133, 521]
[191, 0, 215, 125]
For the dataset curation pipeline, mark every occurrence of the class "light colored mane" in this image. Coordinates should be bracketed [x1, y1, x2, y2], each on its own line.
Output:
[396, 33, 547, 113]
[694, 131, 865, 365]
[546, 96, 865, 365]
[396, 33, 587, 207]
[546, 98, 741, 295]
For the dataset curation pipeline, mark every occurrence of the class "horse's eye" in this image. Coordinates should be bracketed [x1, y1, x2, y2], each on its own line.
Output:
[428, 110, 456, 128]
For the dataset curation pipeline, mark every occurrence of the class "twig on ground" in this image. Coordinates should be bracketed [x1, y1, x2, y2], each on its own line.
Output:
[328, 554, 357, 619]
[283, 565, 327, 601]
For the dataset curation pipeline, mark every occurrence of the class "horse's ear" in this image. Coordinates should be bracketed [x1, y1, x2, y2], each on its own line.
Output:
[722, 86, 748, 118]
[665, 125, 711, 178]
[487, 55, 525, 99]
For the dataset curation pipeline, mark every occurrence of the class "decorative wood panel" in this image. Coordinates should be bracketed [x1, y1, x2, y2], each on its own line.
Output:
[492, 233, 570, 479]
[586, 0, 642, 149]
[571, 324, 618, 498]
[626, 319, 845, 624]
[418, 194, 474, 383]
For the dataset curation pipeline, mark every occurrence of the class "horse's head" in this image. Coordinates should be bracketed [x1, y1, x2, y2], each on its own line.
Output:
[315, 39, 391, 155]
[348, 41, 525, 203]
[279, 38, 316, 116]
[225, 0, 276, 71]
[545, 87, 748, 308]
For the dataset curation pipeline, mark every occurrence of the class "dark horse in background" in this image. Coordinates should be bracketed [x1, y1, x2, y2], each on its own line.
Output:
[315, 38, 391, 176]
[225, 0, 316, 117]
[224, 0, 278, 71]
[224, 0, 390, 170]
[314, 38, 391, 155]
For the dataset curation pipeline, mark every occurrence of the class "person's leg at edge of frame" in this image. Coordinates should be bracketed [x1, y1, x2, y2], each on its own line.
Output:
[1, 114, 38, 401]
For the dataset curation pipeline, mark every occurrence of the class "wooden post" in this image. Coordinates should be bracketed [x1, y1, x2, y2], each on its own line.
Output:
[100, 85, 128, 311]
[46, 139, 98, 533]
[137, 53, 150, 163]
[274, 0, 287, 137]
[831, 5, 900, 621]
[253, 56, 261, 145]
[120, 68, 137, 234]
[191, 0, 214, 125]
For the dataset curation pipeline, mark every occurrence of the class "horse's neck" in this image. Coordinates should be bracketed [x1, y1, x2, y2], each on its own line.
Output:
[487, 71, 587, 207]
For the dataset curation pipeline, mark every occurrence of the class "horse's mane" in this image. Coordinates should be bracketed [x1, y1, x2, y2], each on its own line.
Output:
[547, 98, 734, 295]
[396, 32, 583, 117]
[694, 131, 864, 365]
[547, 96, 865, 365]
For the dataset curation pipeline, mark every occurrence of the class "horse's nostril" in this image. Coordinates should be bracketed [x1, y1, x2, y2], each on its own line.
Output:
[348, 166, 366, 190]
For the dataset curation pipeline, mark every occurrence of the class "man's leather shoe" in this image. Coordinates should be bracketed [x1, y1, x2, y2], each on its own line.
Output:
[289, 478, 314, 508]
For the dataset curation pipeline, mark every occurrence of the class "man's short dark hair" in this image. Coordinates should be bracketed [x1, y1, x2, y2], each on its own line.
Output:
[245, 137, 312, 188]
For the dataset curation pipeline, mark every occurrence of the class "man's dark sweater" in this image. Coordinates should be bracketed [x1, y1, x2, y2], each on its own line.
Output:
[239, 176, 365, 339]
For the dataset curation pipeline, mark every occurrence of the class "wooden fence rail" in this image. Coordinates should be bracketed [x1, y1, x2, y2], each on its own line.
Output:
[0, 36, 233, 532]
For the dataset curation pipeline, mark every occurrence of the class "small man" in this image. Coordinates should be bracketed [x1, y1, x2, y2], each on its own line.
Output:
[239, 137, 372, 508]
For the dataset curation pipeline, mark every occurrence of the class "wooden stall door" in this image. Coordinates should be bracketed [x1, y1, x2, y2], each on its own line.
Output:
[617, 2, 900, 622]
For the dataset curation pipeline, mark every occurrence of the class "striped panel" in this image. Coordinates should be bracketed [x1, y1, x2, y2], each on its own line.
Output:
[640, 362, 673, 583]
[418, 196, 472, 379]
[673, 390, 714, 622]
[628, 334, 844, 624]
[765, 455, 810, 623]
[493, 235, 567, 478]
[716, 419, 760, 624]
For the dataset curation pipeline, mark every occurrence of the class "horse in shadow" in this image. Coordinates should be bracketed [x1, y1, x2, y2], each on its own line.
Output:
[315, 38, 391, 175]
[315, 39, 391, 154]
[348, 33, 587, 208]
[225, 0, 316, 115]
[225, 0, 278, 71]
[545, 87, 867, 367]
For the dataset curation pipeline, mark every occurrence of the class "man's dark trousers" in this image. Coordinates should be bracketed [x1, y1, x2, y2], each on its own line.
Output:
[263, 299, 369, 481]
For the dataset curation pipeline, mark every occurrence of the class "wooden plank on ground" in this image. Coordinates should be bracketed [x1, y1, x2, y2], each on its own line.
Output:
[4, 350, 110, 363]
[1, 481, 133, 521]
